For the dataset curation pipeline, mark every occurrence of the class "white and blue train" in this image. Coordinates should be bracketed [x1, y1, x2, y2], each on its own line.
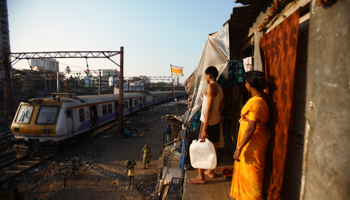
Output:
[11, 91, 185, 144]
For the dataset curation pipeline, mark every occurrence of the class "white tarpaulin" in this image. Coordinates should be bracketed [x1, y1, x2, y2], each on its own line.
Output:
[184, 24, 229, 127]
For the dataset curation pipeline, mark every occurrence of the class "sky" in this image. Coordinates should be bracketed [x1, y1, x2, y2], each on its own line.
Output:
[8, 0, 241, 83]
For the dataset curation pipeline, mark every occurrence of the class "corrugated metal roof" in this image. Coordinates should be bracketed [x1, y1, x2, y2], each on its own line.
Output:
[235, 0, 266, 6]
[229, 0, 266, 36]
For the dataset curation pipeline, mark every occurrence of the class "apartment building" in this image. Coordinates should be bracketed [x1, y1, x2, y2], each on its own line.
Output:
[31, 59, 59, 72]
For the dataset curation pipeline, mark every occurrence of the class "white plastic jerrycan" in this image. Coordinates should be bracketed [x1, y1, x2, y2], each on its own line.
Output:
[189, 138, 217, 169]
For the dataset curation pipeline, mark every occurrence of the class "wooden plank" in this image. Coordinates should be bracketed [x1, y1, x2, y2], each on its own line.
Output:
[293, 61, 307, 89]
[299, 13, 310, 25]
[292, 101, 306, 130]
[266, 0, 311, 34]
[293, 89, 306, 102]
[296, 22, 309, 62]
[285, 133, 304, 179]
[282, 19, 309, 199]
[282, 171, 301, 200]
[291, 125, 305, 137]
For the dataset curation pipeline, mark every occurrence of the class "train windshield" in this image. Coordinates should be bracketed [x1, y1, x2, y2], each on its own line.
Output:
[36, 106, 59, 125]
[15, 105, 33, 123]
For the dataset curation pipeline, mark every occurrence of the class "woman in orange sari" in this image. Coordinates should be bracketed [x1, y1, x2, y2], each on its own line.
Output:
[230, 71, 270, 200]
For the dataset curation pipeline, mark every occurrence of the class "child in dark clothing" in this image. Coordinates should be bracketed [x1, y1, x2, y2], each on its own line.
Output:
[125, 160, 136, 189]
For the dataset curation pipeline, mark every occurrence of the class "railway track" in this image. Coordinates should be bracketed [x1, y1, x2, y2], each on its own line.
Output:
[0, 132, 18, 170]
[0, 103, 157, 189]
[0, 155, 56, 186]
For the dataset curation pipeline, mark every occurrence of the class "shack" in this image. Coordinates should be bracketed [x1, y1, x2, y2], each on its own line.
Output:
[182, 0, 349, 199]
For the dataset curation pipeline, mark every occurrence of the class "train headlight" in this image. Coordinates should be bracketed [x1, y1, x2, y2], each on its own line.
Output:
[14, 127, 20, 132]
[43, 128, 51, 134]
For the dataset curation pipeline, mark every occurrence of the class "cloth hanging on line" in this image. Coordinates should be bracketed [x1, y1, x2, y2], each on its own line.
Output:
[243, 56, 253, 72]
[179, 129, 186, 174]
[228, 60, 245, 87]
[260, 9, 300, 200]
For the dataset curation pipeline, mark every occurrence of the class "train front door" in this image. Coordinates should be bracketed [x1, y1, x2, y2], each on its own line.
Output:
[67, 110, 74, 135]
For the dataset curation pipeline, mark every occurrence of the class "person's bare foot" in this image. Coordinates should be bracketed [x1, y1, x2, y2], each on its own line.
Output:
[204, 170, 215, 178]
[187, 177, 206, 184]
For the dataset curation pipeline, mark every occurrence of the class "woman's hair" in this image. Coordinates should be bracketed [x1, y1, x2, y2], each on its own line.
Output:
[245, 71, 267, 91]
[127, 160, 131, 166]
[205, 66, 218, 79]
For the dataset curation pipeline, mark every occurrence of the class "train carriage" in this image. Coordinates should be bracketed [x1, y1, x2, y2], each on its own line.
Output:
[11, 91, 186, 145]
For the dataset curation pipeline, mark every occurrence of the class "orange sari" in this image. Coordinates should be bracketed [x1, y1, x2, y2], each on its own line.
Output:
[230, 96, 269, 200]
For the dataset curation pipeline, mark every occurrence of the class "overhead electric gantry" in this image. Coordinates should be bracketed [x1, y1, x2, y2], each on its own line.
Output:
[2, 48, 125, 136]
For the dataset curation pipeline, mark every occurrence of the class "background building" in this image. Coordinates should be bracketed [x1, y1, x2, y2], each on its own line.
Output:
[31, 58, 59, 72]
[140, 75, 150, 83]
[174, 77, 179, 85]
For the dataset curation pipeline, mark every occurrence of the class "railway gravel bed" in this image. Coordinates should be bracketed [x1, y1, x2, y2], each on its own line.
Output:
[0, 98, 188, 200]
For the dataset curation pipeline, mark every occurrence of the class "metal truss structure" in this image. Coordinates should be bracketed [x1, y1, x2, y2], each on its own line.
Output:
[11, 51, 121, 66]
[2, 48, 125, 135]
[16, 69, 119, 80]
[122, 76, 173, 82]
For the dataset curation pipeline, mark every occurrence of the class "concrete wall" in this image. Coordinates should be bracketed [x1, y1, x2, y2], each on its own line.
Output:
[303, 0, 350, 199]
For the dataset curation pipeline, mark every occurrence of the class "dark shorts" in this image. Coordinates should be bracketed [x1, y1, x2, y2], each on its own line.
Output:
[201, 122, 220, 143]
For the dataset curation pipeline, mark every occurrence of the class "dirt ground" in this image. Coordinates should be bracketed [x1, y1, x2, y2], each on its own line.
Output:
[15, 98, 188, 200]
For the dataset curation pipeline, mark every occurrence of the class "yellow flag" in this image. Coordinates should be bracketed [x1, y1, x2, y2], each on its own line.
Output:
[170, 65, 184, 77]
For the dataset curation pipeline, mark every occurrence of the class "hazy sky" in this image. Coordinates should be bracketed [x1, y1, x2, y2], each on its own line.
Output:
[8, 0, 240, 83]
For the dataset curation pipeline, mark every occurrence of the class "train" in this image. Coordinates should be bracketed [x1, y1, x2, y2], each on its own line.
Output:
[10, 91, 186, 151]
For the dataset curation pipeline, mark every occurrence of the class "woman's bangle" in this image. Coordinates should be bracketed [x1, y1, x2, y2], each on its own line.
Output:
[236, 146, 241, 150]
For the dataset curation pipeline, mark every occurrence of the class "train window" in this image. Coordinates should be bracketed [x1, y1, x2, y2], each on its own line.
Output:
[108, 104, 112, 113]
[79, 109, 85, 122]
[15, 105, 33, 124]
[135, 99, 138, 105]
[36, 106, 59, 125]
[102, 105, 107, 115]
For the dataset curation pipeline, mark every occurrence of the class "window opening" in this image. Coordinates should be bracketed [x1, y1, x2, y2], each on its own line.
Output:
[36, 106, 59, 125]
[15, 105, 33, 123]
